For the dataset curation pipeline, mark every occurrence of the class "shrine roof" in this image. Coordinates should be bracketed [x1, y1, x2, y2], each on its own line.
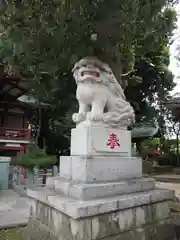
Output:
[17, 95, 50, 108]
[165, 93, 180, 109]
[0, 65, 49, 108]
[163, 94, 180, 121]
[166, 98, 180, 108]
[0, 64, 31, 101]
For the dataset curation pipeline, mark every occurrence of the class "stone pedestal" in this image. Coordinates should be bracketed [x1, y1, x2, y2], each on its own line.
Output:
[25, 124, 176, 240]
[71, 123, 131, 157]
[59, 156, 142, 182]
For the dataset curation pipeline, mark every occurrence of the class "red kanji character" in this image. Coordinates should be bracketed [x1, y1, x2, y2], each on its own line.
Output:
[107, 133, 120, 149]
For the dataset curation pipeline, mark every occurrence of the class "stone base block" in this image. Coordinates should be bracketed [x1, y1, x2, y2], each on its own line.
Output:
[60, 156, 142, 182]
[71, 124, 132, 157]
[25, 187, 176, 240]
[27, 187, 174, 219]
[46, 177, 155, 200]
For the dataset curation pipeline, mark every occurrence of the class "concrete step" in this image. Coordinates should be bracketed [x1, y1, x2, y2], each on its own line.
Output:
[47, 177, 156, 200]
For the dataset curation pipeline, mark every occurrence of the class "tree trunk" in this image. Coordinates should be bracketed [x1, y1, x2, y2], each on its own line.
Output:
[136, 140, 142, 155]
[42, 168, 47, 185]
[93, 38, 127, 88]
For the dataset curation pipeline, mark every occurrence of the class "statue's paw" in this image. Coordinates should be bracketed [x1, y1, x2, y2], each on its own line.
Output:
[72, 113, 86, 123]
[86, 112, 103, 122]
[86, 112, 91, 120]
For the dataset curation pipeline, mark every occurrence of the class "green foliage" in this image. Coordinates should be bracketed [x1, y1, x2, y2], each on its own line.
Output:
[142, 159, 173, 174]
[154, 165, 173, 173]
[126, 45, 176, 136]
[144, 138, 161, 149]
[137, 138, 160, 159]
[12, 144, 56, 170]
[0, 0, 177, 153]
[0, 228, 23, 240]
[142, 161, 154, 174]
[0, 0, 177, 99]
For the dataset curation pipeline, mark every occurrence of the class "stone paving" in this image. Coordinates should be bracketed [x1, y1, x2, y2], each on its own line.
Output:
[0, 190, 30, 229]
[156, 182, 180, 200]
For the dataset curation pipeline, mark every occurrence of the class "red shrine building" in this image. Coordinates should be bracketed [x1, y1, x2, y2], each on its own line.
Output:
[0, 65, 43, 157]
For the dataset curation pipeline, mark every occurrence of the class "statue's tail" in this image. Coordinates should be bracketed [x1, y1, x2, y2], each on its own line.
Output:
[102, 102, 135, 127]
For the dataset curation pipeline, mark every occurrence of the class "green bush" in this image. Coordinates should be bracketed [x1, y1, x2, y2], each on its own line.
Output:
[152, 153, 177, 166]
[142, 161, 154, 174]
[154, 165, 173, 173]
[12, 144, 56, 170]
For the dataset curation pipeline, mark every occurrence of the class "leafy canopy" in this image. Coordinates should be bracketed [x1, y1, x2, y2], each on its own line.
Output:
[0, 0, 177, 101]
[0, 0, 178, 153]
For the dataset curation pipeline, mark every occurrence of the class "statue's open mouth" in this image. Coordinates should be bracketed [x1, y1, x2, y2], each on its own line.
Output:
[81, 71, 100, 77]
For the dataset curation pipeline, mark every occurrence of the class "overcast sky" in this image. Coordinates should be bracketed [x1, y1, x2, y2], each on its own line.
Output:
[169, 3, 180, 95]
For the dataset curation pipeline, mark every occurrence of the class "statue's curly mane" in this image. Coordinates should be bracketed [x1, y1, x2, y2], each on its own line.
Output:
[72, 57, 135, 128]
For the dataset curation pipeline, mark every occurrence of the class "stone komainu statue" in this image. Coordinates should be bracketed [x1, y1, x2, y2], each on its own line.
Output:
[72, 57, 135, 128]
